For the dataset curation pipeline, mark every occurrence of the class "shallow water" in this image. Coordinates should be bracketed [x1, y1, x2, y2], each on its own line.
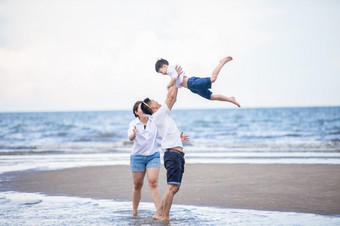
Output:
[0, 191, 339, 225]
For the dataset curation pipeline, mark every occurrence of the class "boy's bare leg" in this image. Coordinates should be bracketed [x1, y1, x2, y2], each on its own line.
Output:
[210, 94, 241, 107]
[211, 56, 233, 83]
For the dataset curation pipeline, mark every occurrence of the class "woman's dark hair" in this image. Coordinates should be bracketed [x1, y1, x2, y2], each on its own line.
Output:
[155, 58, 169, 72]
[141, 98, 153, 115]
[132, 101, 142, 117]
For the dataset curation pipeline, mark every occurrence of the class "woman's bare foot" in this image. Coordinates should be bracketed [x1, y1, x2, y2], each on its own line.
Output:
[230, 96, 241, 107]
[220, 56, 233, 65]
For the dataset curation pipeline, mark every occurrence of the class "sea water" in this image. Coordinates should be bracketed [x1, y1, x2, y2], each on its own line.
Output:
[0, 107, 339, 173]
[1, 107, 340, 225]
[0, 191, 339, 226]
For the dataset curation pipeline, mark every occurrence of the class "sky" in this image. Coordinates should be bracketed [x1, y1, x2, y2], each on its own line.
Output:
[0, 0, 339, 112]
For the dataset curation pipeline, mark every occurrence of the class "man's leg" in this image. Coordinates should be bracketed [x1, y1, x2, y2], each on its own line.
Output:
[153, 151, 184, 220]
[210, 56, 233, 83]
[161, 184, 180, 220]
[132, 171, 146, 215]
[153, 184, 180, 220]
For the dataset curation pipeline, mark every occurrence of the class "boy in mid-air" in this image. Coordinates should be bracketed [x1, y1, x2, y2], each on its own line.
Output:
[155, 56, 241, 107]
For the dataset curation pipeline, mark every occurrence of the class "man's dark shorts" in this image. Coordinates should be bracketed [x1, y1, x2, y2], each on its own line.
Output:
[164, 150, 185, 186]
[187, 77, 212, 100]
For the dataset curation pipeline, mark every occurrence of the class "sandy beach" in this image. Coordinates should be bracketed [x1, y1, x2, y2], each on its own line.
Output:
[1, 164, 340, 215]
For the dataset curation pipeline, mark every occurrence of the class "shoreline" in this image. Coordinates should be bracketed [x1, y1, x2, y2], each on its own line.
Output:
[1, 163, 340, 215]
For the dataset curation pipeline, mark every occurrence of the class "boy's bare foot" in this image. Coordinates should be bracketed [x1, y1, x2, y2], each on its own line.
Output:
[230, 96, 241, 107]
[220, 56, 233, 65]
[211, 56, 233, 83]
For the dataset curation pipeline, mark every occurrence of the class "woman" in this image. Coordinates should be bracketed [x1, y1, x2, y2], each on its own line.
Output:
[128, 101, 188, 215]
[128, 101, 162, 215]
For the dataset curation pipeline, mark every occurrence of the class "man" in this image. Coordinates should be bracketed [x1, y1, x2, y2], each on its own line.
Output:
[141, 66, 186, 221]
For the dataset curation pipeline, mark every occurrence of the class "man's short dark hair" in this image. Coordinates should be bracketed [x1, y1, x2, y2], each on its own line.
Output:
[132, 101, 142, 117]
[155, 58, 169, 73]
[141, 98, 153, 115]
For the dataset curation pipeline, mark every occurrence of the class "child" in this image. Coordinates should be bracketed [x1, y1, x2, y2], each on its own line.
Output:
[155, 56, 241, 107]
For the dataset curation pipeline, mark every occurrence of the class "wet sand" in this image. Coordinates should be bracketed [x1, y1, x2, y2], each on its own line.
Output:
[1, 164, 340, 215]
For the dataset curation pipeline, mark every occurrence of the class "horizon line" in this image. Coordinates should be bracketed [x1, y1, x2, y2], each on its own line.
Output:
[1, 105, 339, 114]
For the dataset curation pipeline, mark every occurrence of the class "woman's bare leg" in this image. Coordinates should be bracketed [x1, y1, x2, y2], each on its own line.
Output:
[146, 167, 161, 212]
[132, 171, 146, 215]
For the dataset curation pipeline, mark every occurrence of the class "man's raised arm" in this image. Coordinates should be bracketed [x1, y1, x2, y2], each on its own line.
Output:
[165, 66, 182, 110]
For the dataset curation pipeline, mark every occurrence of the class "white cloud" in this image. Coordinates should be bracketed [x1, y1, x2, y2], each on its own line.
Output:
[0, 0, 339, 111]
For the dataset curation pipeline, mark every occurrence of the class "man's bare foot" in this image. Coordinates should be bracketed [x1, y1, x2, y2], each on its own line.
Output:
[153, 213, 162, 220]
[132, 211, 138, 216]
[230, 96, 241, 107]
[220, 56, 233, 65]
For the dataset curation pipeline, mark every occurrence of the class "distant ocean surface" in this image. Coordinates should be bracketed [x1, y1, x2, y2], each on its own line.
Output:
[0, 107, 340, 173]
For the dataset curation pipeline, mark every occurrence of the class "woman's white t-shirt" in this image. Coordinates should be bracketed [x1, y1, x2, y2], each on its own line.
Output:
[127, 117, 160, 155]
[151, 103, 183, 150]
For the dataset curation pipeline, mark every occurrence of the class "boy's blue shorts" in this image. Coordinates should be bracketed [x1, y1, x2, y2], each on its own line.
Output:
[187, 77, 212, 100]
[130, 151, 161, 172]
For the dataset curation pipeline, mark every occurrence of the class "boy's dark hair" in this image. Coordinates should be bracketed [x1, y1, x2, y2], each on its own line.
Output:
[132, 101, 142, 117]
[155, 58, 169, 73]
[141, 98, 153, 115]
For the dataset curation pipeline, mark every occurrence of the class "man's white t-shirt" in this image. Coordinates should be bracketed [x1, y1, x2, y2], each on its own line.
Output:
[127, 117, 160, 155]
[167, 64, 187, 88]
[151, 104, 183, 150]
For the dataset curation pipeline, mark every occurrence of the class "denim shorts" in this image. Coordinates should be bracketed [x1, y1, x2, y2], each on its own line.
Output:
[187, 77, 212, 100]
[130, 151, 161, 172]
[164, 151, 185, 185]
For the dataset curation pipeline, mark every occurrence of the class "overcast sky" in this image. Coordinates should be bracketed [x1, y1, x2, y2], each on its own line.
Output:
[0, 0, 339, 112]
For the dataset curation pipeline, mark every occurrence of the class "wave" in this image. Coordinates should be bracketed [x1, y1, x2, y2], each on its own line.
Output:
[0, 145, 37, 150]
[186, 141, 340, 152]
[0, 150, 63, 156]
[1, 140, 339, 157]
[0, 141, 133, 156]
[97, 132, 119, 138]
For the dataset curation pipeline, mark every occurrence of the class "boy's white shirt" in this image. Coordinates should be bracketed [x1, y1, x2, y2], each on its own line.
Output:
[167, 64, 187, 88]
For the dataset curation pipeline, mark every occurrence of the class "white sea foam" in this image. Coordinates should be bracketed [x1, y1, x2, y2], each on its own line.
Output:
[0, 191, 339, 226]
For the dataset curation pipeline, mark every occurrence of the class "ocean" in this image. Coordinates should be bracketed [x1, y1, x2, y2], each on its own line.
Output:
[1, 107, 340, 225]
[1, 107, 339, 173]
